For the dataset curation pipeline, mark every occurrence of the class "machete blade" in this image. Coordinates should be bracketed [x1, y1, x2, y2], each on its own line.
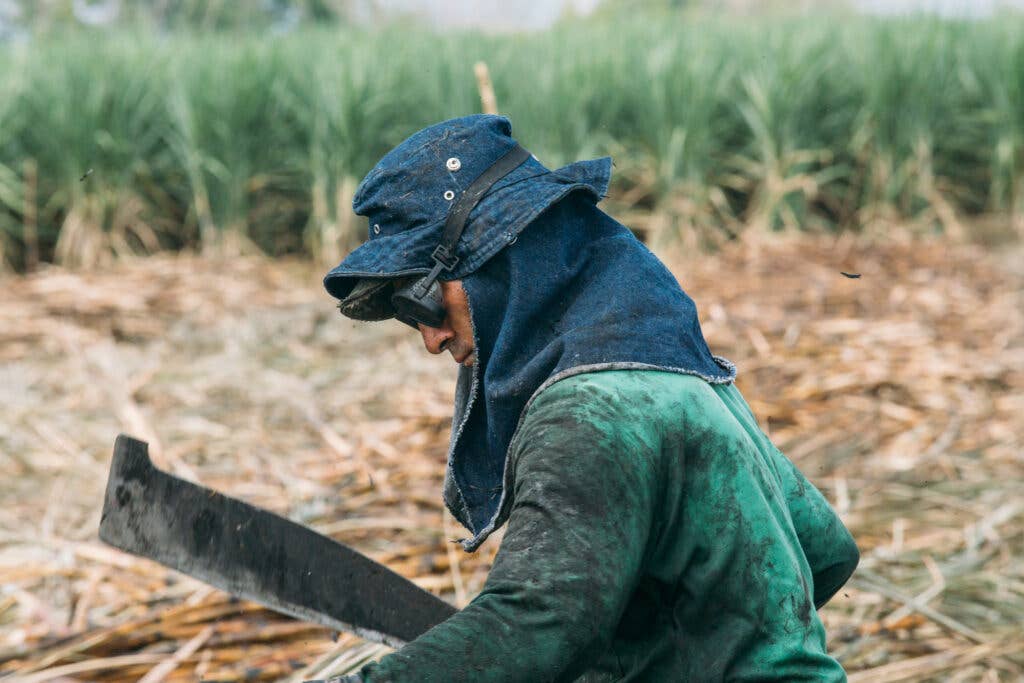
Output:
[99, 434, 456, 648]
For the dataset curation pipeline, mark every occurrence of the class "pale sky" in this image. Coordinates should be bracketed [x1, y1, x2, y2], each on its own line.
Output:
[4, 0, 1024, 36]
[856, 0, 1024, 16]
[364, 0, 602, 30]
[360, 0, 1024, 29]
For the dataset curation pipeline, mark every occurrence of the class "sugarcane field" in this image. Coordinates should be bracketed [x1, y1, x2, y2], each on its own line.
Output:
[2, 2, 1023, 682]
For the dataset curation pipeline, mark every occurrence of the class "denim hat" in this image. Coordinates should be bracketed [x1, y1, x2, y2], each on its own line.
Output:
[324, 114, 611, 319]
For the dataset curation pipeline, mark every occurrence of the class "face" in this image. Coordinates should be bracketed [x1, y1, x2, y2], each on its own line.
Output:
[416, 279, 476, 367]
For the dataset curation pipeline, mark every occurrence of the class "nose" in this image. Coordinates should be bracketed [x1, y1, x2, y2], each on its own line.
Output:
[419, 322, 454, 355]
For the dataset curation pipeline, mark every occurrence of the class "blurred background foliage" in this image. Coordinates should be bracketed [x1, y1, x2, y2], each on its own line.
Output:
[0, 0, 1022, 269]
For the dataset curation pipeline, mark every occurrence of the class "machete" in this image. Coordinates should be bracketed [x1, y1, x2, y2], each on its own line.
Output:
[98, 434, 457, 648]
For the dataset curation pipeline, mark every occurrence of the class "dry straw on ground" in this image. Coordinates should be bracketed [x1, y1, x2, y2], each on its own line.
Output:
[0, 230, 1021, 682]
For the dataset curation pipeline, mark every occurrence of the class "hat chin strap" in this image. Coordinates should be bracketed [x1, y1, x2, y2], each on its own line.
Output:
[432, 144, 532, 276]
[395, 144, 532, 324]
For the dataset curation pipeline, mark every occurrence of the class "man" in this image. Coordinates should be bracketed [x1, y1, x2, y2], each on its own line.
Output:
[315, 115, 859, 682]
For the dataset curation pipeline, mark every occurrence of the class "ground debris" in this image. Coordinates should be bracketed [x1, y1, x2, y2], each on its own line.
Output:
[1, 231, 1021, 681]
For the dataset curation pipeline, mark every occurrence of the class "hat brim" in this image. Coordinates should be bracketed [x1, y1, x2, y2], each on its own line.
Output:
[335, 277, 398, 321]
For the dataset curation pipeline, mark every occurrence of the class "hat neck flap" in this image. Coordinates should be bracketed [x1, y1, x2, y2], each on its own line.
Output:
[444, 192, 736, 551]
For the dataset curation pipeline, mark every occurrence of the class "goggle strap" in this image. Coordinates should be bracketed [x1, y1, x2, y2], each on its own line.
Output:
[413, 261, 447, 299]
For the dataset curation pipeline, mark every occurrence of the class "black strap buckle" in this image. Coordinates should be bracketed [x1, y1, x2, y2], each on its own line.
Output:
[431, 245, 459, 271]
[413, 251, 455, 299]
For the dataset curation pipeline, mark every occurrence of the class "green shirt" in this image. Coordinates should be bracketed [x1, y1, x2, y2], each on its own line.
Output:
[354, 370, 858, 682]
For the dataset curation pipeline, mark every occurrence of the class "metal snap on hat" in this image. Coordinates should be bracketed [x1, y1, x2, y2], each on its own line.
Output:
[325, 114, 612, 321]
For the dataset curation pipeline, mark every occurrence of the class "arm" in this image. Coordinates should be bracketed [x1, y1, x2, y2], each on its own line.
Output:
[713, 382, 859, 608]
[348, 385, 658, 683]
[771, 450, 859, 608]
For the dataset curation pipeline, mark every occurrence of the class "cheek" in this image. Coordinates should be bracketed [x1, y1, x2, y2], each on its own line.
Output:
[453, 306, 474, 344]
[455, 303, 475, 346]
[443, 283, 474, 336]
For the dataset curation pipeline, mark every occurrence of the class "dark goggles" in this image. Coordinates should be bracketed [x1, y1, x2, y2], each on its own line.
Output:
[391, 276, 445, 330]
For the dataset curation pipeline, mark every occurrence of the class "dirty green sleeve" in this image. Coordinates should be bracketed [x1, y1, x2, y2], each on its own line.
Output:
[354, 379, 657, 683]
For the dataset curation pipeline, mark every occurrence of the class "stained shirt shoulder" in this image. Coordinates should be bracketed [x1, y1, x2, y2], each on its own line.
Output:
[512, 369, 721, 451]
[508, 369, 677, 483]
